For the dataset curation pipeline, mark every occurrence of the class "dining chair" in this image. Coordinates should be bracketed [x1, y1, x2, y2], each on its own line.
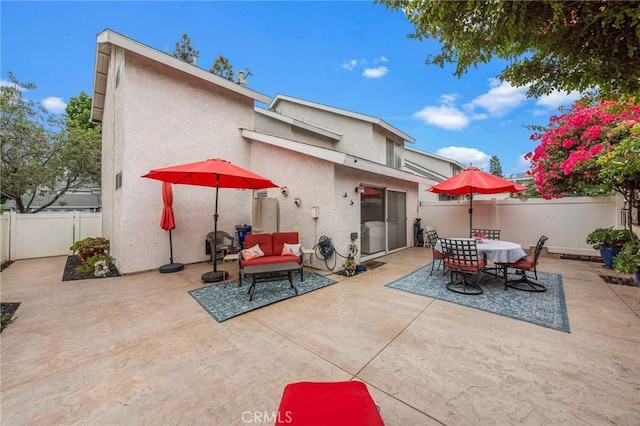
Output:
[425, 229, 445, 275]
[440, 238, 486, 295]
[498, 235, 548, 292]
[471, 228, 501, 240]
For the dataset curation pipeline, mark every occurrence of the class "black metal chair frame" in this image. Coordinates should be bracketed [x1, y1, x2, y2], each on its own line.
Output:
[440, 238, 485, 295]
[501, 235, 548, 292]
[425, 229, 445, 276]
[471, 228, 501, 240]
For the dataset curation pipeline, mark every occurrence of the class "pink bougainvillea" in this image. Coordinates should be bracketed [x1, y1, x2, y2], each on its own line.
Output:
[527, 99, 640, 199]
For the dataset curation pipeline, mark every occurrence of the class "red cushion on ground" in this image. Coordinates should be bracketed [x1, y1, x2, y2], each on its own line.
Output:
[244, 234, 274, 256]
[276, 381, 384, 426]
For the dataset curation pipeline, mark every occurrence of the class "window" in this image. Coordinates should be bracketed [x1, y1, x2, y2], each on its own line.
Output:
[115, 172, 122, 190]
[386, 138, 401, 169]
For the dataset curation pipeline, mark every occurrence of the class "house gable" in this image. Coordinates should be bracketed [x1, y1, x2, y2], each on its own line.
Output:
[91, 29, 270, 124]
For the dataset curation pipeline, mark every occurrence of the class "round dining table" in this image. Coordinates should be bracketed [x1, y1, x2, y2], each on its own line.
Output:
[435, 238, 527, 263]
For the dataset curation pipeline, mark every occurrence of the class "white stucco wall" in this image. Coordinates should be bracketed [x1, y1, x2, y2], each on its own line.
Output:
[247, 139, 418, 268]
[273, 101, 396, 165]
[105, 50, 267, 274]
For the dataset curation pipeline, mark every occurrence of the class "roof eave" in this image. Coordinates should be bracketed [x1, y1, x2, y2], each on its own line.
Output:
[270, 94, 415, 144]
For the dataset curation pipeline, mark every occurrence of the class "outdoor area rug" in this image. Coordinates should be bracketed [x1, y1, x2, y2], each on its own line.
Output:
[385, 263, 570, 333]
[189, 272, 338, 322]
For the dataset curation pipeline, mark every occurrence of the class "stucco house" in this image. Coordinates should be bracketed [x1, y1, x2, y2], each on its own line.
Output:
[90, 29, 450, 275]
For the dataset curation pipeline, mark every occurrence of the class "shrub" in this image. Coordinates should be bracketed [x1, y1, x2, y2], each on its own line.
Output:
[613, 238, 640, 274]
[70, 237, 110, 261]
[75, 254, 113, 276]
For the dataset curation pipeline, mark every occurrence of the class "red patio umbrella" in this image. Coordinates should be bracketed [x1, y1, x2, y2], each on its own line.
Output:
[427, 167, 527, 237]
[158, 182, 184, 273]
[142, 158, 278, 283]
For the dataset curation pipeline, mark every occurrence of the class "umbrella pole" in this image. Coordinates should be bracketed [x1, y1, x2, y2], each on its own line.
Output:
[159, 230, 184, 273]
[169, 230, 174, 263]
[202, 176, 227, 283]
[469, 191, 473, 238]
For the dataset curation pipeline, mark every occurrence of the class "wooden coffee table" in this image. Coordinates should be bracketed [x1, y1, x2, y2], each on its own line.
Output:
[243, 262, 301, 301]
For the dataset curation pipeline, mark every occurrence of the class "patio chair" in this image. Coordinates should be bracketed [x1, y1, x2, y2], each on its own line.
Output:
[425, 229, 445, 275]
[206, 230, 234, 263]
[497, 235, 548, 292]
[275, 381, 384, 426]
[440, 238, 486, 295]
[471, 228, 501, 240]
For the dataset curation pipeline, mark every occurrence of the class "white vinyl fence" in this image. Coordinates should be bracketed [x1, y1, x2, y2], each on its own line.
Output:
[419, 195, 625, 256]
[0, 211, 102, 263]
[0, 196, 629, 264]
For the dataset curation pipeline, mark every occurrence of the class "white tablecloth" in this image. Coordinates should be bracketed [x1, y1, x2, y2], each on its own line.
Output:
[435, 238, 527, 263]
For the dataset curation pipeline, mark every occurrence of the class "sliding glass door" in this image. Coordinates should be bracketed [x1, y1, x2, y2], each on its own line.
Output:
[359, 187, 406, 255]
[387, 190, 406, 251]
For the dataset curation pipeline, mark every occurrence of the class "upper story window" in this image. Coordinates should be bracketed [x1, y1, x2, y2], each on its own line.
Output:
[386, 138, 402, 169]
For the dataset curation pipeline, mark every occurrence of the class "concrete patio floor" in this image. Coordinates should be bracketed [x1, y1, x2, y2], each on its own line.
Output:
[1, 248, 639, 425]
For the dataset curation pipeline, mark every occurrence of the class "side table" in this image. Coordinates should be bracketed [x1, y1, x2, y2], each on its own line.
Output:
[222, 253, 241, 287]
[302, 248, 315, 269]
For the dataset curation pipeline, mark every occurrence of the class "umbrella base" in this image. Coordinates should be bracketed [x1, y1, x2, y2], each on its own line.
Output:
[160, 263, 184, 273]
[201, 270, 228, 283]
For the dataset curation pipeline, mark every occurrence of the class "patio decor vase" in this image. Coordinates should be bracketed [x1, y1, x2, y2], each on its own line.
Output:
[600, 246, 622, 268]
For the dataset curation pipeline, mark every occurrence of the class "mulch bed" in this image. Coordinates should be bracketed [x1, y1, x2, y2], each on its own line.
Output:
[62, 255, 121, 281]
[1, 302, 20, 333]
[599, 275, 638, 287]
[559, 254, 603, 262]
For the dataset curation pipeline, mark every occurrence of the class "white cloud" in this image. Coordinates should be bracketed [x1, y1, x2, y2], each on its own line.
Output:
[413, 105, 469, 130]
[0, 79, 24, 91]
[465, 79, 528, 117]
[362, 66, 388, 78]
[342, 59, 358, 71]
[42, 97, 67, 114]
[516, 153, 532, 172]
[377, 56, 389, 63]
[536, 90, 581, 109]
[440, 93, 457, 105]
[532, 109, 550, 117]
[436, 146, 490, 169]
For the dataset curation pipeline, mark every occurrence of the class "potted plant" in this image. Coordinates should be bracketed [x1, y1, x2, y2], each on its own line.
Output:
[613, 238, 640, 286]
[586, 227, 632, 267]
[342, 257, 357, 277]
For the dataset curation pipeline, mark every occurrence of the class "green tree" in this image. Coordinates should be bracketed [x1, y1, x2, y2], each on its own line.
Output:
[377, 1, 640, 97]
[1, 73, 101, 213]
[489, 156, 503, 178]
[209, 55, 235, 81]
[172, 33, 199, 65]
[65, 91, 99, 131]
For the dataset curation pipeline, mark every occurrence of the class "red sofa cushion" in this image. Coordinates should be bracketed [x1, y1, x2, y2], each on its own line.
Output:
[245, 234, 274, 256]
[276, 381, 384, 426]
[273, 232, 299, 256]
[242, 254, 301, 267]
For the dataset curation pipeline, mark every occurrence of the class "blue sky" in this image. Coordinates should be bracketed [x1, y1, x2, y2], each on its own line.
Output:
[1, 1, 581, 177]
